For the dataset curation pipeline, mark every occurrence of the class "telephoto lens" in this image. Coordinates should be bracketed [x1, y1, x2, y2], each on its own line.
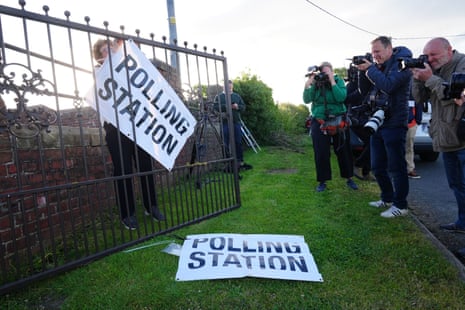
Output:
[364, 110, 385, 134]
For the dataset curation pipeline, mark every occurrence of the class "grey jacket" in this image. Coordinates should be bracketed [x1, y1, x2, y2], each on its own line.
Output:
[412, 50, 465, 152]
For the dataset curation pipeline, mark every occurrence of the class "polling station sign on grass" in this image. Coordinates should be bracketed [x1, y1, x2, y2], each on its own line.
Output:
[176, 233, 323, 282]
[85, 40, 196, 170]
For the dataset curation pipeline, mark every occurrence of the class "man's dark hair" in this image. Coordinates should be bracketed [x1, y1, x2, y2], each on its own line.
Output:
[372, 36, 392, 48]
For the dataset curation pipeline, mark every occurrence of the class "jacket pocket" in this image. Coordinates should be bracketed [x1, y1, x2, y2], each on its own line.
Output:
[437, 119, 461, 148]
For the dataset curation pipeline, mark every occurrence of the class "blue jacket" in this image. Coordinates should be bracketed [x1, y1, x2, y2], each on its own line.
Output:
[365, 46, 413, 128]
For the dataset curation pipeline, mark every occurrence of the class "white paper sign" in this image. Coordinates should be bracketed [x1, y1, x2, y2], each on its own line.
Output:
[85, 40, 196, 170]
[176, 233, 323, 282]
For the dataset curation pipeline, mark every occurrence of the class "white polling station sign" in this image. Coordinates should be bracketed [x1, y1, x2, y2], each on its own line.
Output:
[85, 40, 196, 170]
[176, 233, 323, 282]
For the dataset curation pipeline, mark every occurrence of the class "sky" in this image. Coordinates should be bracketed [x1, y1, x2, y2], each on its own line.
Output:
[2, 0, 465, 105]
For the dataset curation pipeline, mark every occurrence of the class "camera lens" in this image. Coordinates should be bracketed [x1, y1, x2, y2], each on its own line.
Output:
[364, 110, 385, 134]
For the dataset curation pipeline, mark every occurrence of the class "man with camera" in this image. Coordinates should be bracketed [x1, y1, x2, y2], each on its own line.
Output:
[303, 61, 358, 192]
[412, 37, 465, 233]
[356, 36, 412, 218]
[345, 60, 374, 180]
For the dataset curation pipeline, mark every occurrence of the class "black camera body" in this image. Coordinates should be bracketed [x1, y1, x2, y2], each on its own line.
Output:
[305, 65, 331, 90]
[314, 72, 328, 82]
[352, 53, 373, 65]
[348, 103, 371, 127]
[443, 72, 465, 100]
[314, 72, 331, 90]
[346, 65, 359, 84]
[305, 65, 321, 77]
[398, 54, 428, 71]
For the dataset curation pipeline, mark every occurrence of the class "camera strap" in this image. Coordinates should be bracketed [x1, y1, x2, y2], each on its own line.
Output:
[319, 78, 343, 120]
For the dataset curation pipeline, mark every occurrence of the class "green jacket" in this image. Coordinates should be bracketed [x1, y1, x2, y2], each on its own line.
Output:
[214, 92, 245, 124]
[302, 75, 347, 120]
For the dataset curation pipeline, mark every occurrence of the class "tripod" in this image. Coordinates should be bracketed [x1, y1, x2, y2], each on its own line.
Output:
[189, 99, 224, 188]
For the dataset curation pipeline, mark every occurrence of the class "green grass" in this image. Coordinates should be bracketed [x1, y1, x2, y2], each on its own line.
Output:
[2, 137, 465, 309]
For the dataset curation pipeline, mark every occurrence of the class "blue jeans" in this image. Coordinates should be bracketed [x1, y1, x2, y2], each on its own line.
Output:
[370, 127, 409, 209]
[442, 150, 465, 227]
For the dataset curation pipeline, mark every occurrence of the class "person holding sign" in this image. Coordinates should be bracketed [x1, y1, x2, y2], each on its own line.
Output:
[92, 39, 165, 230]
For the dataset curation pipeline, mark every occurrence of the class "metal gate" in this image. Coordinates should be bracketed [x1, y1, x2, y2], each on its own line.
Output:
[0, 2, 240, 294]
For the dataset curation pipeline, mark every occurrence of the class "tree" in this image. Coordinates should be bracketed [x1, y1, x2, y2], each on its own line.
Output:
[276, 103, 310, 135]
[232, 73, 279, 145]
[334, 67, 348, 81]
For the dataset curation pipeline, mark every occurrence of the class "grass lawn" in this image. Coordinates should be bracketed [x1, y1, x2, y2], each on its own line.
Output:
[3, 137, 465, 309]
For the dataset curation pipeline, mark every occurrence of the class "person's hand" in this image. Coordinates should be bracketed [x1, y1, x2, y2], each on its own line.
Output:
[356, 58, 372, 71]
[111, 39, 123, 53]
[231, 103, 239, 110]
[412, 63, 433, 82]
[454, 89, 465, 106]
[321, 66, 336, 85]
[305, 75, 314, 89]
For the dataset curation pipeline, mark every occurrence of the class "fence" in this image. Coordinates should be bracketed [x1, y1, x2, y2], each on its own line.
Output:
[0, 2, 241, 294]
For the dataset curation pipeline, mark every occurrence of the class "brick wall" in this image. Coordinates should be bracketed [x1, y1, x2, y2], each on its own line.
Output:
[0, 63, 224, 268]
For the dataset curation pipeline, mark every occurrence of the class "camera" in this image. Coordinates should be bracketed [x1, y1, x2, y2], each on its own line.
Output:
[348, 103, 371, 127]
[314, 72, 330, 90]
[352, 53, 373, 65]
[305, 65, 321, 77]
[443, 72, 465, 100]
[398, 54, 428, 71]
[314, 71, 329, 82]
[363, 91, 389, 134]
[364, 109, 385, 135]
[305, 65, 330, 90]
[346, 65, 358, 84]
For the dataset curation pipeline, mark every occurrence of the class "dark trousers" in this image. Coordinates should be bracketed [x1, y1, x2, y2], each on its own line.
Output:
[351, 126, 371, 175]
[104, 123, 157, 219]
[310, 120, 354, 182]
[222, 122, 244, 163]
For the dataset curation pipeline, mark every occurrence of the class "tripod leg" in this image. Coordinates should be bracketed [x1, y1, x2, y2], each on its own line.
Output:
[188, 119, 207, 189]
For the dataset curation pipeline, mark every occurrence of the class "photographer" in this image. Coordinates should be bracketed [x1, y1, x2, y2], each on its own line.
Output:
[356, 36, 412, 218]
[345, 62, 373, 180]
[303, 61, 358, 192]
[412, 37, 465, 233]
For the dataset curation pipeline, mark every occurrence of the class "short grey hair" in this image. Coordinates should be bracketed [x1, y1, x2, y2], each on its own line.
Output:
[319, 61, 332, 70]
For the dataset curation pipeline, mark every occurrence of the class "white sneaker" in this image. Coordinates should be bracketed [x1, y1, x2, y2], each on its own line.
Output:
[369, 200, 392, 208]
[380, 206, 408, 218]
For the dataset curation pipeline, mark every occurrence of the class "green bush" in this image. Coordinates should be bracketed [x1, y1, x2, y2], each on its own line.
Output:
[233, 73, 309, 148]
[276, 103, 309, 135]
[232, 73, 278, 145]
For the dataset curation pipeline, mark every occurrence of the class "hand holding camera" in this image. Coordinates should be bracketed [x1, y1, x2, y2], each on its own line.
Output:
[443, 72, 465, 100]
[351, 53, 373, 71]
[304, 65, 333, 90]
[454, 91, 465, 106]
[398, 55, 429, 71]
[411, 62, 433, 82]
[320, 66, 335, 85]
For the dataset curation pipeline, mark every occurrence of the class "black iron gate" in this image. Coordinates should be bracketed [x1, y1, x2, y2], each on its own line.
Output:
[0, 2, 240, 294]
